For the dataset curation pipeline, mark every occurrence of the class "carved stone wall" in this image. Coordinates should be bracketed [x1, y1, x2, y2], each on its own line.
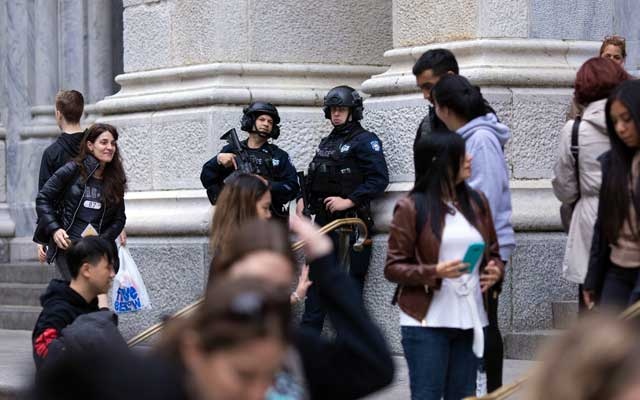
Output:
[1, 0, 637, 350]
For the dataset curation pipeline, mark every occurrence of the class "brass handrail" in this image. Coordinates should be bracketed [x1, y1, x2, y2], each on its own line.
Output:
[126, 217, 368, 347]
[463, 298, 640, 400]
[619, 298, 640, 320]
[292, 217, 369, 252]
[462, 376, 529, 400]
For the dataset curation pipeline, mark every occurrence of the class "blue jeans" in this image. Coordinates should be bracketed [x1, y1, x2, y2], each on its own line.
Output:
[401, 326, 479, 400]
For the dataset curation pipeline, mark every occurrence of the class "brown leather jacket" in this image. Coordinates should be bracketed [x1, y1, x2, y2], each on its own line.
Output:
[384, 193, 504, 322]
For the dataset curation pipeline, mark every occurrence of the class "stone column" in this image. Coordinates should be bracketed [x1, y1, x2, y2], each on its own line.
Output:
[17, 0, 61, 211]
[4, 0, 34, 246]
[59, 0, 86, 91]
[33, 0, 59, 109]
[88, 0, 115, 104]
[10, 0, 123, 259]
[360, 0, 620, 355]
[0, 0, 15, 261]
[97, 0, 392, 337]
[0, 123, 15, 262]
[614, 0, 640, 74]
[15, 0, 64, 254]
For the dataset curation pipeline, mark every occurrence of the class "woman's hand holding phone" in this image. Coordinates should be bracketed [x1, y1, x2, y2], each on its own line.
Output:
[436, 259, 468, 279]
[480, 261, 502, 292]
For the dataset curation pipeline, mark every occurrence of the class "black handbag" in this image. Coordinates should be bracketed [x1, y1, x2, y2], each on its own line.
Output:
[560, 117, 581, 233]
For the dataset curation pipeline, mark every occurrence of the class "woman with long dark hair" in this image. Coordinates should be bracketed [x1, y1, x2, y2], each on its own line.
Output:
[552, 58, 631, 309]
[584, 80, 640, 310]
[430, 74, 513, 392]
[34, 123, 127, 280]
[385, 131, 503, 400]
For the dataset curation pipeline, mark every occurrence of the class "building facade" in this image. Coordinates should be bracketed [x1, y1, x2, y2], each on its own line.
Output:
[0, 0, 638, 355]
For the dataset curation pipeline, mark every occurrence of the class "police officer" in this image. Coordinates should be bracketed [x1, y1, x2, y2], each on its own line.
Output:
[296, 85, 389, 332]
[200, 102, 299, 221]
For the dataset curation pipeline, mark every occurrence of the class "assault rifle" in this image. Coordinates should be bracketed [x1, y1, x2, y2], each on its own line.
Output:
[297, 171, 313, 217]
[220, 128, 254, 183]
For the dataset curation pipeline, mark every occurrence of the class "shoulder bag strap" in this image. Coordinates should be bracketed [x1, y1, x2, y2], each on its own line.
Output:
[571, 116, 581, 200]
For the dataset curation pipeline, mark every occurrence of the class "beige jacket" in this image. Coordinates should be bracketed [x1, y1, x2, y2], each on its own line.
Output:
[552, 99, 610, 283]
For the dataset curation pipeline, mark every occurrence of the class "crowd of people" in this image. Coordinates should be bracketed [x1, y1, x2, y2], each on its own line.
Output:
[25, 33, 640, 400]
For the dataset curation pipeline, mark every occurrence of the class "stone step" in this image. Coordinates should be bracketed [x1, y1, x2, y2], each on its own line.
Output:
[0, 283, 46, 307]
[0, 263, 58, 285]
[551, 300, 578, 329]
[0, 329, 32, 400]
[0, 306, 41, 331]
[504, 329, 562, 360]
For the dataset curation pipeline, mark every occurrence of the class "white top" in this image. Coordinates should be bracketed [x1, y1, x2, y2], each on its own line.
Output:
[399, 206, 488, 355]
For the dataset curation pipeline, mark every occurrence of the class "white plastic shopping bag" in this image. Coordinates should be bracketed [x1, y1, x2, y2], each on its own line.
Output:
[111, 245, 151, 313]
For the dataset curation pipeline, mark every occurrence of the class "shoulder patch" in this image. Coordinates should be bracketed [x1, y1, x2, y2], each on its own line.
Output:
[370, 140, 381, 152]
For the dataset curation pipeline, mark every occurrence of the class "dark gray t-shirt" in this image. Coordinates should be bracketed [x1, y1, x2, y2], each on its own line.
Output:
[68, 177, 104, 239]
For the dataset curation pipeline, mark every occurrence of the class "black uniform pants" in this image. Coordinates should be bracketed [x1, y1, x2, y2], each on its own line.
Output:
[484, 282, 503, 392]
[300, 220, 371, 332]
[482, 259, 508, 392]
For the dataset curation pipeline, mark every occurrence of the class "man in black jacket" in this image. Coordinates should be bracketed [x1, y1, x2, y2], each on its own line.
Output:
[36, 90, 86, 262]
[32, 237, 117, 370]
[38, 90, 85, 190]
[412, 49, 458, 145]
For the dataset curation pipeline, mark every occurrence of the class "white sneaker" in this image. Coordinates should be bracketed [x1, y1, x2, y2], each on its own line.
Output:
[476, 369, 488, 396]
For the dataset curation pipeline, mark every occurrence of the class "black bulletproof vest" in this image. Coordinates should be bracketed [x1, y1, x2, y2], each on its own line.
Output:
[308, 127, 365, 202]
[243, 143, 275, 178]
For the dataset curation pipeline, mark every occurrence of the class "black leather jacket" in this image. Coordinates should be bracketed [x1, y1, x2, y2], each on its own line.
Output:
[33, 155, 126, 262]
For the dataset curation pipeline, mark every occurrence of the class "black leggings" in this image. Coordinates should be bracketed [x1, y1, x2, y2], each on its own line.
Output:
[600, 264, 640, 311]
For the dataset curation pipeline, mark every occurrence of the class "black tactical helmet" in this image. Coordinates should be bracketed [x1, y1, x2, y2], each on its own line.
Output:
[323, 85, 364, 121]
[241, 101, 281, 139]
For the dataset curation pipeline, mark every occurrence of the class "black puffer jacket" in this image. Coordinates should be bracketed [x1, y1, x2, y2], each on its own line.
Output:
[33, 155, 126, 262]
[38, 131, 85, 191]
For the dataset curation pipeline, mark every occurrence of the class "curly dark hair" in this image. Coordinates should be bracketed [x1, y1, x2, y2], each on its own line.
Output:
[75, 123, 127, 204]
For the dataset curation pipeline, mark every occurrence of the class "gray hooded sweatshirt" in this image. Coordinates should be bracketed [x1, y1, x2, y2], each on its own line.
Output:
[457, 113, 515, 260]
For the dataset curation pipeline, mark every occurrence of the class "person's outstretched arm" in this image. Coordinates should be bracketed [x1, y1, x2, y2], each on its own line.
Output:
[289, 217, 394, 400]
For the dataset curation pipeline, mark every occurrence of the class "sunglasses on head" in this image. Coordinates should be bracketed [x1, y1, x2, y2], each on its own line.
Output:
[604, 35, 626, 43]
[225, 290, 290, 323]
